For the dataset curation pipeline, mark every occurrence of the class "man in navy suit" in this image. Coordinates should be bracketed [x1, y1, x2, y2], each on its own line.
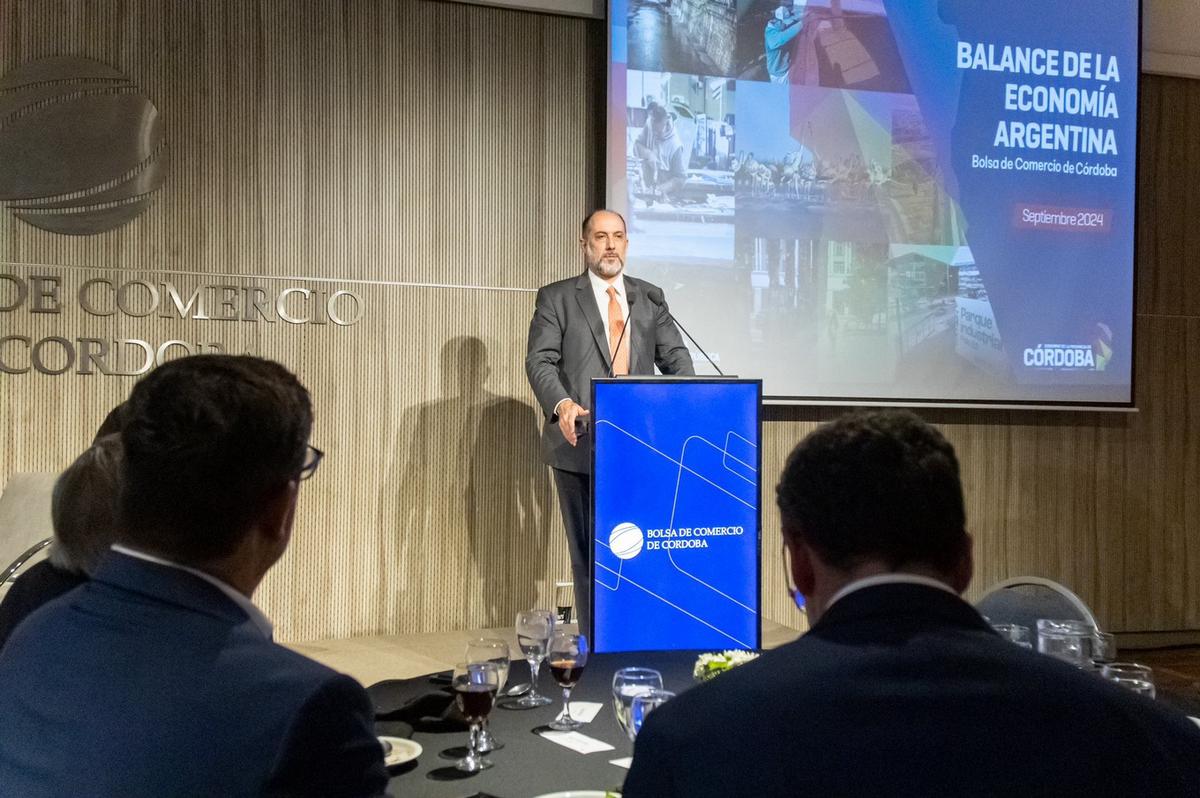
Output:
[625, 410, 1200, 797]
[0, 355, 388, 797]
[526, 209, 694, 633]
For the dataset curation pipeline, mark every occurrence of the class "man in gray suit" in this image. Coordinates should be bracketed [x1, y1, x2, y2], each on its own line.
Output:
[526, 209, 694, 633]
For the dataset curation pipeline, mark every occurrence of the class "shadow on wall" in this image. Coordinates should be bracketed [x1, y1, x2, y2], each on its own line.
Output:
[380, 336, 552, 633]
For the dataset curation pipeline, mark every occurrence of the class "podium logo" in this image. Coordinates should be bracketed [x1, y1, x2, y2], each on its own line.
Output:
[0, 56, 167, 235]
[608, 523, 644, 560]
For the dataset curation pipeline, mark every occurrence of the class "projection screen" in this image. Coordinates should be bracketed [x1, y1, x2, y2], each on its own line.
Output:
[607, 0, 1139, 407]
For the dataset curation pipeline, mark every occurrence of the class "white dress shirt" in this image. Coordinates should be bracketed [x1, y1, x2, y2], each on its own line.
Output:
[825, 572, 959, 612]
[110, 543, 274, 639]
[588, 267, 629, 340]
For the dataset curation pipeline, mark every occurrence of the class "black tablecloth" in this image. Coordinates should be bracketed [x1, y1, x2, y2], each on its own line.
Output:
[383, 651, 700, 798]
[381, 649, 1200, 797]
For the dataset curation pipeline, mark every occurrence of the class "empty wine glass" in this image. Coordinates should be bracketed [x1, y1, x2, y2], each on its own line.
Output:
[515, 609, 555, 708]
[629, 689, 675, 740]
[1100, 662, 1156, 699]
[465, 638, 509, 753]
[451, 661, 500, 773]
[547, 631, 588, 731]
[612, 667, 663, 741]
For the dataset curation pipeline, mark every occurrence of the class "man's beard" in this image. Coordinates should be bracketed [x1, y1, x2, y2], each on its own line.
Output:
[588, 254, 623, 279]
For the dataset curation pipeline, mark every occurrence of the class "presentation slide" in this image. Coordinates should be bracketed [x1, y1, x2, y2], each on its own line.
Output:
[607, 0, 1138, 406]
[592, 379, 761, 653]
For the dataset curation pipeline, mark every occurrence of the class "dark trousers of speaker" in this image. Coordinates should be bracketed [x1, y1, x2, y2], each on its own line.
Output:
[551, 467, 590, 636]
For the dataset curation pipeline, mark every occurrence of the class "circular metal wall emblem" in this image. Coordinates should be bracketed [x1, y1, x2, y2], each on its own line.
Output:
[0, 56, 167, 235]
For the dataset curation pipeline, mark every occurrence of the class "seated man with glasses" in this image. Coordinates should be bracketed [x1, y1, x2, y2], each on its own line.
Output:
[625, 410, 1200, 797]
[0, 355, 386, 797]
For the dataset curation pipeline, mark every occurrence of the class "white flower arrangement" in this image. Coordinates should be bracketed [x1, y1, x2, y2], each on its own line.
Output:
[692, 649, 760, 682]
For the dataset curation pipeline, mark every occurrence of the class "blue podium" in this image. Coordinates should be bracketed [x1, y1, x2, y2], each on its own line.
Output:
[590, 377, 762, 653]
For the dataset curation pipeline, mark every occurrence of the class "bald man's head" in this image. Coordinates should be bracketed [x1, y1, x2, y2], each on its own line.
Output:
[579, 209, 629, 281]
[581, 209, 627, 238]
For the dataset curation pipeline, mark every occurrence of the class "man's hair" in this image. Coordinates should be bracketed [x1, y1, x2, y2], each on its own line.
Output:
[49, 434, 123, 575]
[118, 355, 313, 562]
[775, 410, 967, 574]
[580, 209, 627, 238]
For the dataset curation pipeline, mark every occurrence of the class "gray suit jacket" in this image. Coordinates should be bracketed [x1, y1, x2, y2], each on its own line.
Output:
[525, 271, 694, 473]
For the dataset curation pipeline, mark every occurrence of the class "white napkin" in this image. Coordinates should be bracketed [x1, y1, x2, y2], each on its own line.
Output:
[609, 756, 633, 769]
[554, 701, 603, 724]
[538, 730, 616, 754]
[1189, 716, 1200, 729]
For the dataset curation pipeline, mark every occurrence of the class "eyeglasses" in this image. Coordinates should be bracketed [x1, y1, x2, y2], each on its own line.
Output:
[781, 544, 806, 612]
[298, 444, 324, 481]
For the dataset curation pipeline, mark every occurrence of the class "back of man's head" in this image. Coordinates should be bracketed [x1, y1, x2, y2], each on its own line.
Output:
[50, 433, 123, 575]
[776, 410, 966, 575]
[119, 355, 312, 563]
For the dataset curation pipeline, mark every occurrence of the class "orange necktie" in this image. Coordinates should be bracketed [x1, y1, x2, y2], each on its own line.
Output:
[607, 286, 629, 376]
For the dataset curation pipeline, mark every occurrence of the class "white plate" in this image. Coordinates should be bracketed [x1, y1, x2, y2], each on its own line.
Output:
[378, 736, 422, 767]
[532, 792, 613, 798]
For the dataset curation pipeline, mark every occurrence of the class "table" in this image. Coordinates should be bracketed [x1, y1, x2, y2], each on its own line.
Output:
[383, 650, 700, 797]
[378, 648, 1200, 797]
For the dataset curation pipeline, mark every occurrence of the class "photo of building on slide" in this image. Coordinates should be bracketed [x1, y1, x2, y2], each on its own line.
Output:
[626, 70, 736, 262]
[626, 0, 737, 78]
[734, 0, 911, 92]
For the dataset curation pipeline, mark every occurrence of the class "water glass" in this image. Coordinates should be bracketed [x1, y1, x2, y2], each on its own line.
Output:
[1036, 619, 1093, 667]
[465, 638, 509, 752]
[1091, 631, 1118, 666]
[514, 609, 555, 708]
[612, 667, 664, 740]
[547, 631, 588, 732]
[1100, 662, 1156, 699]
[991, 623, 1033, 649]
[629, 689, 675, 740]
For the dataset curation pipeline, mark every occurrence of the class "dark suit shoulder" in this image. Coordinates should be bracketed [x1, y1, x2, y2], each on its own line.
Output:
[623, 274, 665, 293]
[0, 561, 86, 652]
[538, 274, 584, 295]
[627, 619, 1200, 796]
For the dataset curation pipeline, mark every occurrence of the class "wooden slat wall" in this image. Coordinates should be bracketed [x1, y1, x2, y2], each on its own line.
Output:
[0, 0, 592, 641]
[1, 1, 1197, 640]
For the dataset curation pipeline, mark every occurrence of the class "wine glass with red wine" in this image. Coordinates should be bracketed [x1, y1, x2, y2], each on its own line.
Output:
[452, 661, 501, 772]
[547, 631, 588, 732]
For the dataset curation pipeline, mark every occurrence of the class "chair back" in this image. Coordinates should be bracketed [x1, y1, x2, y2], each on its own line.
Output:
[0, 473, 58, 582]
[975, 576, 1099, 632]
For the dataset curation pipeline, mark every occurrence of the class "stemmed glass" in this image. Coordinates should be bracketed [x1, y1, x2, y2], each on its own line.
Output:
[991, 623, 1033, 649]
[451, 661, 500, 773]
[1036, 619, 1093, 667]
[1100, 662, 1156, 698]
[465, 638, 509, 753]
[1091, 631, 1118, 667]
[547, 631, 588, 732]
[629, 689, 676, 740]
[514, 609, 555, 708]
[612, 667, 663, 741]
